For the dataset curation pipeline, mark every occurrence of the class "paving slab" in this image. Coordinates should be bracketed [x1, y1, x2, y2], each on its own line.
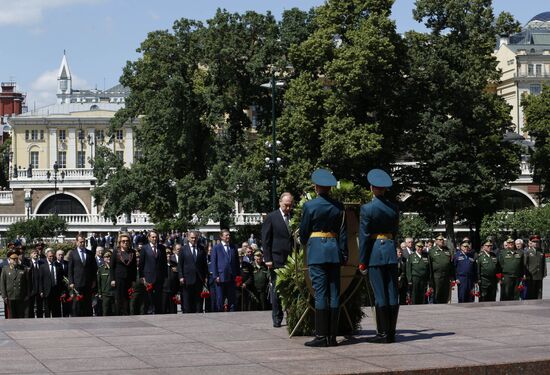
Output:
[1, 300, 550, 374]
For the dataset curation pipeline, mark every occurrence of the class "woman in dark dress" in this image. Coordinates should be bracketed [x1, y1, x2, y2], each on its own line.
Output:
[110, 233, 137, 315]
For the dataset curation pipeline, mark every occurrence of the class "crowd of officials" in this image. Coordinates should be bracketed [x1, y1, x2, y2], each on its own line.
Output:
[0, 229, 273, 319]
[398, 234, 547, 306]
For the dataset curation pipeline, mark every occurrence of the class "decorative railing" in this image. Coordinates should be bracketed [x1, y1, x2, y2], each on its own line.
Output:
[0, 191, 13, 204]
[10, 168, 95, 181]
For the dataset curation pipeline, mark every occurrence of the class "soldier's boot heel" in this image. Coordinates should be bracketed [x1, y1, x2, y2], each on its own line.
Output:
[367, 306, 389, 343]
[386, 305, 399, 343]
[305, 309, 329, 347]
[327, 308, 339, 346]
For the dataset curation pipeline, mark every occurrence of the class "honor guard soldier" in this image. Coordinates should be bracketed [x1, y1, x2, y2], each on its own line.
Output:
[359, 168, 399, 343]
[524, 235, 546, 300]
[406, 242, 430, 304]
[476, 240, 500, 302]
[300, 168, 347, 347]
[428, 234, 454, 304]
[453, 240, 477, 303]
[0, 250, 31, 319]
[499, 237, 524, 301]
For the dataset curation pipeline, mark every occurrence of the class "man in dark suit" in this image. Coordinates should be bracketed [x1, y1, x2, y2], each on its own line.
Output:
[211, 229, 240, 312]
[261, 192, 294, 327]
[28, 247, 44, 318]
[139, 230, 167, 314]
[68, 235, 98, 316]
[178, 231, 208, 313]
[39, 249, 63, 318]
[56, 250, 71, 316]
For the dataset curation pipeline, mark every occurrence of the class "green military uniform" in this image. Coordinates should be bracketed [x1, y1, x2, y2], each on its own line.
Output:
[476, 245, 500, 302]
[239, 261, 255, 311]
[0, 260, 31, 319]
[498, 240, 524, 301]
[406, 248, 430, 305]
[253, 259, 269, 310]
[97, 264, 116, 316]
[524, 236, 546, 300]
[428, 244, 454, 304]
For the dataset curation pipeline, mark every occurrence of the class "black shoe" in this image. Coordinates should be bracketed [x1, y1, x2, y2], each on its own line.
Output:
[304, 336, 328, 347]
[368, 306, 390, 344]
[273, 321, 282, 328]
[366, 333, 388, 344]
[327, 336, 337, 346]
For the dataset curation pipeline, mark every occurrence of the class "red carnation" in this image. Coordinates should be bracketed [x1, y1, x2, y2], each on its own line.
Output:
[128, 288, 135, 299]
[171, 295, 181, 304]
[424, 287, 433, 298]
[235, 276, 243, 287]
[66, 296, 73, 303]
[496, 273, 503, 280]
[59, 293, 68, 303]
[75, 294, 84, 302]
[517, 284, 525, 292]
[358, 263, 367, 271]
[146, 283, 154, 293]
[200, 290, 210, 299]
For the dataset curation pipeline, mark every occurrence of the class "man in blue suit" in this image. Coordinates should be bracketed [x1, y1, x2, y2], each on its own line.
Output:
[211, 229, 240, 312]
[300, 169, 347, 347]
[139, 230, 167, 314]
[359, 169, 399, 343]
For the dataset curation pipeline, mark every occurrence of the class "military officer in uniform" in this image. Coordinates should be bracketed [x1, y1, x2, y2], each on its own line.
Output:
[252, 251, 269, 310]
[428, 234, 454, 304]
[406, 241, 430, 305]
[524, 235, 546, 300]
[499, 237, 524, 301]
[476, 240, 500, 302]
[300, 168, 347, 347]
[0, 250, 30, 319]
[97, 251, 116, 316]
[453, 240, 477, 303]
[359, 169, 399, 343]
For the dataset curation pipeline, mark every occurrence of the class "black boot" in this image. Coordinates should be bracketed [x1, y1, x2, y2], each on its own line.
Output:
[327, 308, 339, 346]
[367, 306, 389, 343]
[386, 305, 399, 343]
[305, 309, 329, 347]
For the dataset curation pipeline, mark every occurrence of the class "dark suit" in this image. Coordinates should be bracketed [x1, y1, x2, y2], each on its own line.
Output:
[56, 259, 71, 316]
[211, 242, 240, 311]
[261, 209, 293, 325]
[39, 261, 63, 317]
[68, 247, 97, 316]
[139, 243, 167, 314]
[177, 244, 208, 313]
[110, 249, 137, 315]
[28, 259, 44, 318]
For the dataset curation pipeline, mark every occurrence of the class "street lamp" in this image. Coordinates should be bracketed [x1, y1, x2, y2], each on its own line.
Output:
[261, 74, 285, 211]
[24, 190, 32, 219]
[46, 161, 65, 197]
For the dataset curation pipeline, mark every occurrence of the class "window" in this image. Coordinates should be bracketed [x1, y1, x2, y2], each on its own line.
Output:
[40, 130, 44, 140]
[78, 129, 85, 140]
[116, 151, 124, 161]
[507, 59, 514, 66]
[59, 130, 66, 141]
[30, 151, 39, 169]
[30, 129, 39, 141]
[58, 151, 67, 168]
[77, 151, 86, 168]
[528, 64, 534, 76]
[96, 129, 104, 142]
[530, 84, 541, 95]
[536, 64, 542, 76]
[25, 130, 29, 140]
[116, 129, 123, 140]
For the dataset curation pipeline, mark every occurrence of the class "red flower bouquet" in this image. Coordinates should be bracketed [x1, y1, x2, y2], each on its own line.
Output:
[496, 273, 503, 280]
[424, 287, 433, 298]
[235, 275, 243, 287]
[200, 284, 210, 299]
[146, 283, 154, 293]
[171, 295, 181, 305]
[59, 293, 69, 303]
[75, 294, 84, 302]
[128, 288, 135, 299]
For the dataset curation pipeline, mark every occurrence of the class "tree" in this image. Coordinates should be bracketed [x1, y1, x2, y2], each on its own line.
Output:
[402, 0, 521, 248]
[271, 0, 407, 198]
[522, 85, 550, 202]
[398, 214, 434, 241]
[6, 215, 67, 243]
[495, 11, 521, 36]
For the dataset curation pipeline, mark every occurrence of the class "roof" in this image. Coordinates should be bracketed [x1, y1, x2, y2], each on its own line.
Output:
[529, 12, 550, 23]
[18, 101, 123, 117]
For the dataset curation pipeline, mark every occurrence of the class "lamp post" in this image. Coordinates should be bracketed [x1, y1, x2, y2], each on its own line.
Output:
[46, 162, 65, 212]
[261, 73, 285, 211]
[24, 190, 32, 219]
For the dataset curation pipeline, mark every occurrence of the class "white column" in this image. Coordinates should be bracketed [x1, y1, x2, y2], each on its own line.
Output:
[48, 128, 57, 168]
[67, 128, 76, 168]
[125, 127, 133, 165]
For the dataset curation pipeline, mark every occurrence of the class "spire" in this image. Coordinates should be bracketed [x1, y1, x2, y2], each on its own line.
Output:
[57, 51, 72, 102]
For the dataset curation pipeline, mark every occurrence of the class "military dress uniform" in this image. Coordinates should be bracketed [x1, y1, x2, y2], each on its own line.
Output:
[97, 263, 116, 316]
[499, 239, 524, 301]
[300, 169, 347, 347]
[239, 260, 255, 311]
[428, 239, 454, 304]
[524, 235, 546, 300]
[0, 251, 31, 319]
[453, 241, 476, 303]
[406, 247, 430, 305]
[476, 241, 500, 302]
[252, 254, 270, 310]
[359, 169, 399, 343]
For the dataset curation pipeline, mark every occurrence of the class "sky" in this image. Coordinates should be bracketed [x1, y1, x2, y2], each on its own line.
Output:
[0, 0, 548, 109]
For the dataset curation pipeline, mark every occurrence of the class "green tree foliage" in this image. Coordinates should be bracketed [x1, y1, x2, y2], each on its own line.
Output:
[6, 215, 67, 243]
[495, 11, 521, 36]
[522, 85, 550, 202]
[274, 0, 408, 198]
[398, 214, 434, 241]
[402, 0, 521, 248]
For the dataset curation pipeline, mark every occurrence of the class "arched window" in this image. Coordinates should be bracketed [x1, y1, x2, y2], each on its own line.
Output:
[36, 194, 87, 214]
